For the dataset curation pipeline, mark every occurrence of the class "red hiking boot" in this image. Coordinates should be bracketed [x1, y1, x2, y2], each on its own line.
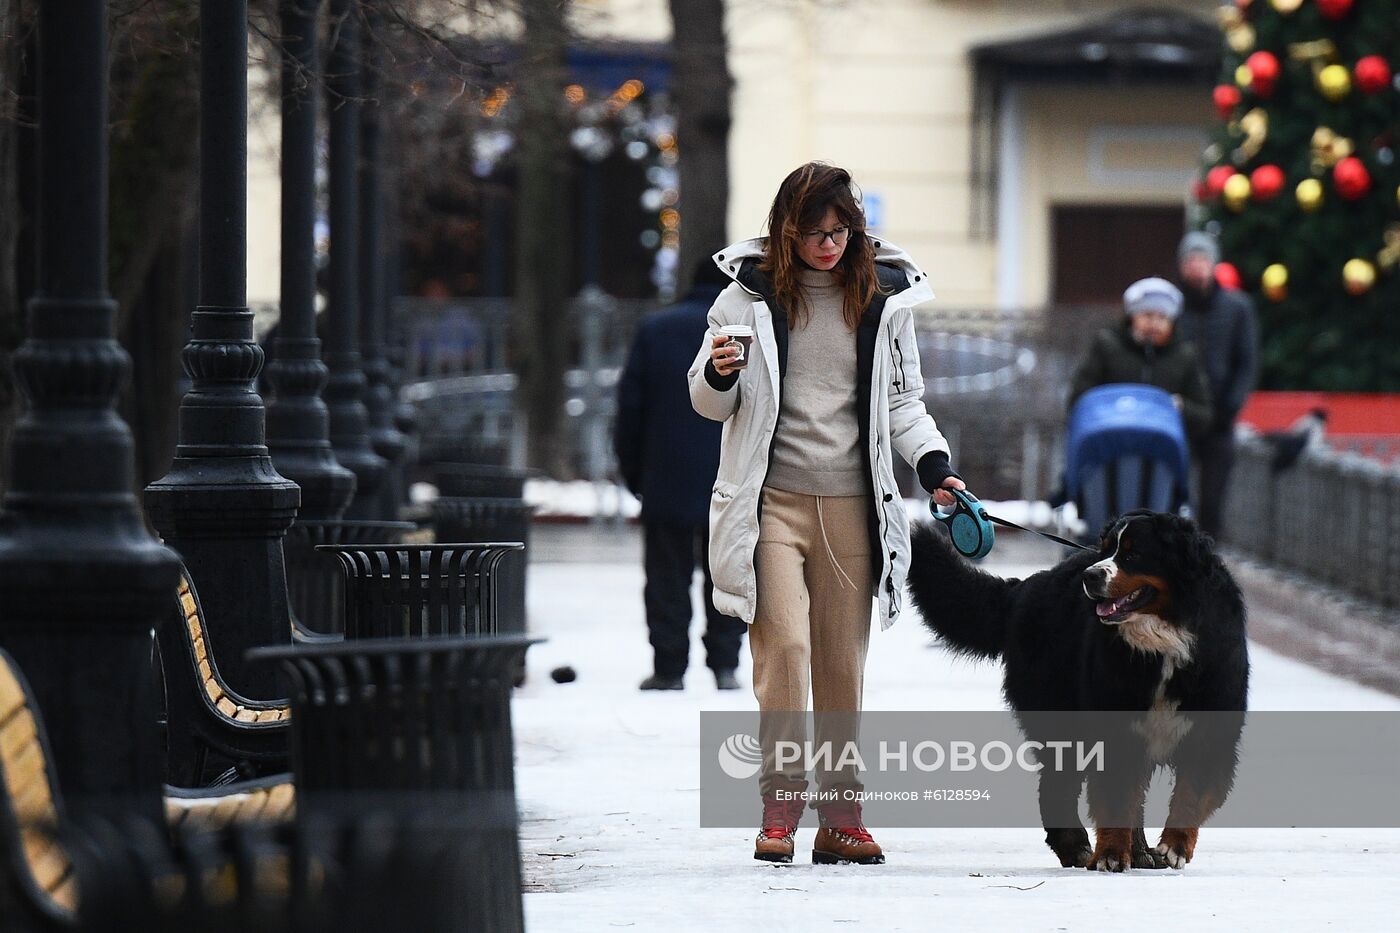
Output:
[813, 800, 884, 865]
[753, 794, 806, 863]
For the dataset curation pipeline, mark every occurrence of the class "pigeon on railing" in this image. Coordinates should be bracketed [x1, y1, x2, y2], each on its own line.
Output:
[1264, 408, 1328, 473]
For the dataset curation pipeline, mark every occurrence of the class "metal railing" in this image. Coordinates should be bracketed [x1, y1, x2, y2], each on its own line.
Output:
[395, 289, 654, 484]
[1224, 434, 1400, 608]
[394, 295, 1400, 608]
[394, 297, 1120, 503]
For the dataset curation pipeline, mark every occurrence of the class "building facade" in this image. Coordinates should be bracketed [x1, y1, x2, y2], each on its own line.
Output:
[245, 0, 1220, 312]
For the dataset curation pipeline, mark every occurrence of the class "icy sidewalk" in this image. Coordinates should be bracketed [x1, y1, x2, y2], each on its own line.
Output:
[511, 529, 1400, 932]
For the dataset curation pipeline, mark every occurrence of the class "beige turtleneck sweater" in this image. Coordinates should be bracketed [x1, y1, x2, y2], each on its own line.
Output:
[765, 268, 865, 497]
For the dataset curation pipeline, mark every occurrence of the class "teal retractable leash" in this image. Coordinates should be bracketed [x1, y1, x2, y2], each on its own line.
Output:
[930, 488, 1092, 560]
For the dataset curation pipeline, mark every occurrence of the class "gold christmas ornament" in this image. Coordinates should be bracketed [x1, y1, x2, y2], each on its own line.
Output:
[1310, 127, 1354, 173]
[1238, 108, 1269, 160]
[1318, 64, 1352, 102]
[1270, 0, 1303, 11]
[1288, 39, 1338, 64]
[1343, 258, 1377, 295]
[1377, 227, 1400, 271]
[1217, 5, 1244, 29]
[1261, 263, 1289, 301]
[1223, 173, 1253, 211]
[1227, 23, 1256, 55]
[1296, 178, 1325, 212]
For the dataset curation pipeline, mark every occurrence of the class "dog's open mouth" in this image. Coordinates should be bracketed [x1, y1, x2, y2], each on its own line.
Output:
[1095, 586, 1155, 624]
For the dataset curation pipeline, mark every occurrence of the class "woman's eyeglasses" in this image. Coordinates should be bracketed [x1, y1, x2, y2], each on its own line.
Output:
[800, 225, 852, 248]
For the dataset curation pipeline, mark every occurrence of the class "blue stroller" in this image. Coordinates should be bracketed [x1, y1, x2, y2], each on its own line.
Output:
[1065, 384, 1190, 536]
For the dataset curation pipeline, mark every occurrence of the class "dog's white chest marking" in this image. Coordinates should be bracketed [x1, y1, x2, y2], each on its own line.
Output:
[1133, 656, 1194, 761]
[1120, 614, 1196, 666]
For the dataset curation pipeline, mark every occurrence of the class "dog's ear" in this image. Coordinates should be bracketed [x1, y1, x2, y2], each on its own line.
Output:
[1185, 520, 1217, 571]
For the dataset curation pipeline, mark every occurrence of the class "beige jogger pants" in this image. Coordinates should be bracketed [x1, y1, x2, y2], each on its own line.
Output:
[749, 486, 874, 796]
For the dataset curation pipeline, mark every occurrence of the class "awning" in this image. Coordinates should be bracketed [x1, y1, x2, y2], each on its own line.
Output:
[971, 7, 1220, 84]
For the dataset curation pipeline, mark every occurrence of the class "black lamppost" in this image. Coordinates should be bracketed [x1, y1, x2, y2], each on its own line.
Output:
[359, 13, 408, 519]
[146, 0, 302, 702]
[324, 0, 389, 517]
[0, 0, 180, 824]
[265, 0, 357, 520]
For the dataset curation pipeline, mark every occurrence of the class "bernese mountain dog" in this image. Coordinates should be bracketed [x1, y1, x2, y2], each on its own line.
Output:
[907, 509, 1249, 872]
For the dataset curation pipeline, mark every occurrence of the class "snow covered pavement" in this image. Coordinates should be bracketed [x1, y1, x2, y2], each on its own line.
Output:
[512, 530, 1400, 932]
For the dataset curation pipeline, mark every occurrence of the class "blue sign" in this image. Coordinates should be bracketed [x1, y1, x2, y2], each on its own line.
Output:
[863, 191, 884, 231]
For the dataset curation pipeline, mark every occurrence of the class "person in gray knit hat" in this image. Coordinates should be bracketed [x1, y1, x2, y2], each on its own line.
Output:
[1175, 231, 1259, 538]
[1069, 276, 1213, 442]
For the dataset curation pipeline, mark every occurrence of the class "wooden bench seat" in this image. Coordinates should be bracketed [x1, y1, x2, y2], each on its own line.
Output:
[0, 649, 76, 925]
[3, 647, 299, 927]
[159, 572, 292, 786]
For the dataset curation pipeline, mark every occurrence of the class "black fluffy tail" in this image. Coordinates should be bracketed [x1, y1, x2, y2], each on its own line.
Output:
[906, 522, 1014, 661]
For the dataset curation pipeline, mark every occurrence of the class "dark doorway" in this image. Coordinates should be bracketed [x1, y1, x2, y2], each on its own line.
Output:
[1051, 204, 1184, 305]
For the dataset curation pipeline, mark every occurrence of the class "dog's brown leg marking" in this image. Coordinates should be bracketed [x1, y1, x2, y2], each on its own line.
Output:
[1157, 778, 1220, 869]
[1088, 827, 1135, 873]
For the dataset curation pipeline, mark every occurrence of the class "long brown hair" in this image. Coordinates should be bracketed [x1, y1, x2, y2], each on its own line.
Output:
[758, 162, 881, 330]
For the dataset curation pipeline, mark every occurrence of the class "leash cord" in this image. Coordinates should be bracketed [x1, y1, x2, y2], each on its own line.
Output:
[983, 513, 1094, 552]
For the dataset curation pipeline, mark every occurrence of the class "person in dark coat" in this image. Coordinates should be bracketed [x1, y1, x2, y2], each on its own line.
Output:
[1175, 231, 1260, 539]
[1069, 277, 1214, 444]
[614, 259, 746, 691]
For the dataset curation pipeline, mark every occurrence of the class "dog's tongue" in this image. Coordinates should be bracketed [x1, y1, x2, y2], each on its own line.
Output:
[1095, 598, 1119, 618]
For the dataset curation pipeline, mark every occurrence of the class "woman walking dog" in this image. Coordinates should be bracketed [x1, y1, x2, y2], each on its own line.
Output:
[689, 162, 967, 865]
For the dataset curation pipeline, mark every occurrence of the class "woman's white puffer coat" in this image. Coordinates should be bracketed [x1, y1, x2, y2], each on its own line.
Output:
[687, 237, 951, 630]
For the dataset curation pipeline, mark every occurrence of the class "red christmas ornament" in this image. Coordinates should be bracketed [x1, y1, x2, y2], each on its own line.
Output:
[1251, 164, 1286, 200]
[1317, 0, 1354, 19]
[1354, 56, 1392, 95]
[1246, 51, 1281, 97]
[1215, 262, 1243, 291]
[1205, 165, 1238, 198]
[1213, 84, 1242, 120]
[1333, 156, 1372, 200]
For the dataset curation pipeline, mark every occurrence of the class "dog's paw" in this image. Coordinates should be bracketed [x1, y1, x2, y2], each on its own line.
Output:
[1087, 844, 1131, 873]
[1132, 846, 1169, 869]
[1046, 828, 1093, 868]
[1154, 841, 1189, 869]
[1055, 844, 1092, 868]
[1087, 829, 1135, 872]
[1155, 828, 1197, 869]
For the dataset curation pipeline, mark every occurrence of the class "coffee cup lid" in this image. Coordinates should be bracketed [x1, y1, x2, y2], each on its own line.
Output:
[719, 324, 753, 337]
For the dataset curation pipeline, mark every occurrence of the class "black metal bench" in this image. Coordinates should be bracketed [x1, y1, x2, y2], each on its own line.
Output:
[1, 648, 296, 931]
[157, 572, 292, 786]
[0, 648, 77, 928]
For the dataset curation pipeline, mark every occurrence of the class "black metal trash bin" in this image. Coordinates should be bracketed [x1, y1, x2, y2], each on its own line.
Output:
[249, 635, 538, 933]
[431, 462, 528, 499]
[284, 521, 418, 636]
[430, 497, 533, 635]
[315, 542, 523, 639]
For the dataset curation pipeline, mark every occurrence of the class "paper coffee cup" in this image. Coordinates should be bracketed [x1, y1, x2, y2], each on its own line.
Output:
[719, 324, 754, 368]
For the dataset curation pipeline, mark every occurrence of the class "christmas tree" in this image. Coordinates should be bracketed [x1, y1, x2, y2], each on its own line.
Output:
[1197, 0, 1399, 390]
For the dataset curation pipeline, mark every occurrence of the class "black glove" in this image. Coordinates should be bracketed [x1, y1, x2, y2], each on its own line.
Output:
[916, 450, 962, 495]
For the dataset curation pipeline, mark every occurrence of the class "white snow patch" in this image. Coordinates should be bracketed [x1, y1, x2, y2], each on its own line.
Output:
[513, 554, 1400, 931]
